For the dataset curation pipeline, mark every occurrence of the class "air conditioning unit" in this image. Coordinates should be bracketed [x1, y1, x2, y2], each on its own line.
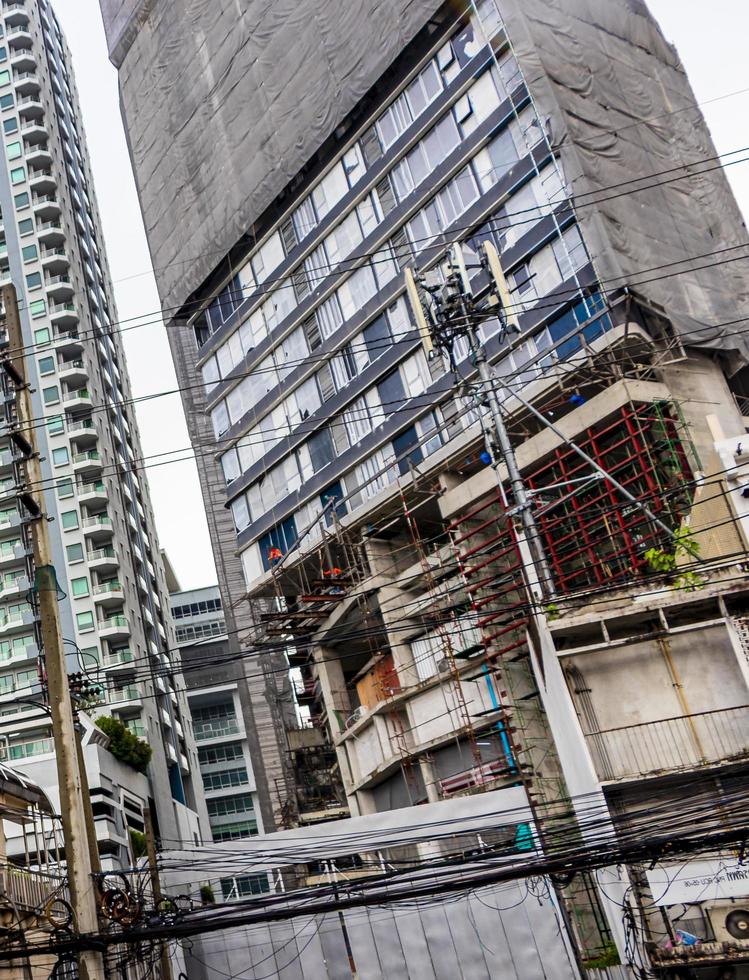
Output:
[345, 707, 365, 729]
[708, 903, 749, 943]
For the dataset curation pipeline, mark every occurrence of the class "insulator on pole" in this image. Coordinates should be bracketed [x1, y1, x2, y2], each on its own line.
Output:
[482, 240, 520, 333]
[404, 267, 435, 356]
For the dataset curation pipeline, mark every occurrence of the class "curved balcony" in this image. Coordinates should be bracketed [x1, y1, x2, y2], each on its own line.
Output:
[108, 682, 141, 710]
[0, 574, 28, 601]
[92, 581, 124, 607]
[17, 95, 44, 119]
[9, 47, 35, 71]
[29, 169, 57, 194]
[87, 546, 118, 572]
[0, 541, 26, 566]
[49, 301, 78, 327]
[0, 609, 36, 635]
[52, 327, 82, 355]
[81, 515, 113, 541]
[0, 512, 21, 537]
[13, 71, 40, 95]
[102, 647, 134, 670]
[36, 218, 64, 245]
[61, 388, 91, 414]
[98, 615, 130, 641]
[78, 480, 107, 506]
[6, 25, 32, 50]
[67, 418, 98, 446]
[4, 5, 31, 28]
[45, 273, 73, 299]
[58, 358, 87, 386]
[21, 120, 48, 146]
[72, 451, 103, 477]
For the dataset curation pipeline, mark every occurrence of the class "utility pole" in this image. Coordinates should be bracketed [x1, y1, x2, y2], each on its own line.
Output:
[405, 253, 554, 598]
[404, 248, 635, 967]
[1, 284, 106, 980]
[144, 807, 173, 980]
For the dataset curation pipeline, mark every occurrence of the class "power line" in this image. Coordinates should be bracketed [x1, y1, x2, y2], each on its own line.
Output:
[3, 142, 749, 368]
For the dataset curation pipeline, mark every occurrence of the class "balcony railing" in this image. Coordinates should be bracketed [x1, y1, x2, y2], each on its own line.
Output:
[0, 865, 68, 911]
[194, 720, 240, 741]
[109, 683, 140, 703]
[102, 647, 133, 668]
[0, 737, 54, 761]
[584, 705, 749, 782]
[93, 582, 122, 597]
[88, 547, 116, 562]
[100, 615, 128, 630]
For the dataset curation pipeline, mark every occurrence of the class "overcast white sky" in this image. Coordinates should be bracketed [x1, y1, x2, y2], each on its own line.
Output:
[48, 0, 749, 590]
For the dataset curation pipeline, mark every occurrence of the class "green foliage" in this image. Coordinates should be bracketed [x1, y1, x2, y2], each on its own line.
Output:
[129, 829, 147, 859]
[200, 884, 215, 905]
[95, 716, 152, 774]
[545, 602, 561, 621]
[644, 528, 703, 592]
[582, 943, 620, 969]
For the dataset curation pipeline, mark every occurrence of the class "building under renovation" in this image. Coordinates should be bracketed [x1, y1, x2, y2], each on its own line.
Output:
[102, 0, 749, 974]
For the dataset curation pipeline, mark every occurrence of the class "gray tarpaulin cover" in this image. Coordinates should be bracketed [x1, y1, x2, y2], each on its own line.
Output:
[100, 0, 749, 364]
[97, 0, 443, 307]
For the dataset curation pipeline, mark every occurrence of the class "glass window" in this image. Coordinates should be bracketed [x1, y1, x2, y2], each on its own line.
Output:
[231, 495, 250, 532]
[2, 117, 17, 135]
[405, 61, 442, 117]
[293, 197, 317, 241]
[71, 577, 89, 597]
[338, 264, 377, 320]
[363, 313, 390, 357]
[5, 140, 20, 161]
[43, 385, 59, 405]
[484, 128, 521, 191]
[65, 543, 83, 565]
[342, 143, 365, 187]
[18, 218, 33, 236]
[22, 244, 37, 262]
[308, 428, 334, 474]
[38, 356, 55, 375]
[13, 191, 28, 209]
[10, 166, 25, 185]
[317, 295, 343, 339]
[210, 401, 229, 439]
[25, 271, 41, 289]
[220, 449, 240, 484]
[76, 611, 94, 632]
[61, 510, 79, 530]
[52, 446, 68, 466]
[29, 299, 46, 318]
[56, 477, 73, 498]
[47, 415, 64, 435]
[378, 369, 406, 416]
[0, 94, 13, 109]
[0, 71, 10, 88]
[312, 163, 348, 221]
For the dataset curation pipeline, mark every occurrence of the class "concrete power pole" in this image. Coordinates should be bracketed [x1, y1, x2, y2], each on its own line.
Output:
[404, 246, 639, 964]
[144, 807, 173, 980]
[2, 285, 106, 980]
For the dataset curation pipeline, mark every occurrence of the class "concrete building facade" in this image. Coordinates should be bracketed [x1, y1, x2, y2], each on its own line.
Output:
[103, 0, 749, 973]
[0, 0, 207, 868]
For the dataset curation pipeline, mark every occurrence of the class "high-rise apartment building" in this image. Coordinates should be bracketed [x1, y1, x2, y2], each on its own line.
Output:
[0, 0, 206, 866]
[168, 579, 266, 847]
[104, 0, 749, 972]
